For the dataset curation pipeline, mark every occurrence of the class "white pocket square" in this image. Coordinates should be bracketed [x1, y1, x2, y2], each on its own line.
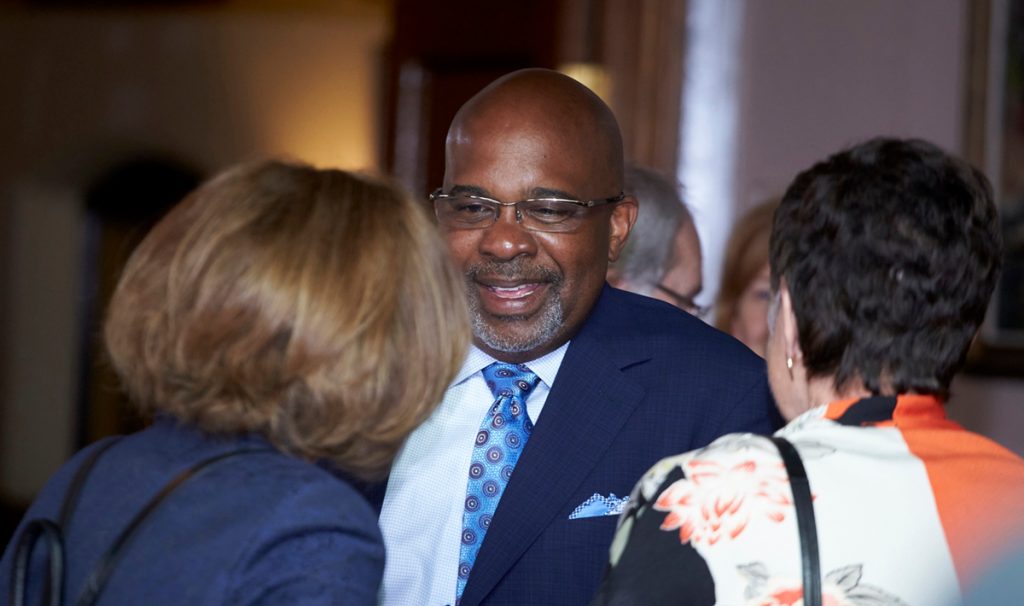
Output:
[568, 493, 630, 519]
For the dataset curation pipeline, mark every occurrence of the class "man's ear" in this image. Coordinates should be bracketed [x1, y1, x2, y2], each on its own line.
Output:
[607, 196, 638, 262]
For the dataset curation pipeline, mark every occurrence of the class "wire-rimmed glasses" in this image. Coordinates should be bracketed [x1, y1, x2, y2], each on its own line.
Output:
[429, 189, 625, 233]
[655, 283, 712, 320]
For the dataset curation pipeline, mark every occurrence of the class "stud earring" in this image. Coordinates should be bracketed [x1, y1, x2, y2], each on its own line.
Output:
[786, 356, 794, 380]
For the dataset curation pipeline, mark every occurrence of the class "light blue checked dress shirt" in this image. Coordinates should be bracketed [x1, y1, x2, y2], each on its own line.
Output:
[379, 343, 569, 606]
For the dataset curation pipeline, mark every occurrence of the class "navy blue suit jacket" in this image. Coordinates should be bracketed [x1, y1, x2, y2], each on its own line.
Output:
[373, 285, 780, 605]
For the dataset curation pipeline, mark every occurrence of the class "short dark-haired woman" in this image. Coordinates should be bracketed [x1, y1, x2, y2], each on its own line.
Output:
[594, 138, 1024, 606]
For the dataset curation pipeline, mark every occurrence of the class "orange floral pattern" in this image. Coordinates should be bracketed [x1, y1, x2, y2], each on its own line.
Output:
[593, 399, 970, 606]
[653, 452, 794, 546]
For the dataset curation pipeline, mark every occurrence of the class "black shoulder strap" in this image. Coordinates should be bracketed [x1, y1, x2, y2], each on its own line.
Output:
[11, 519, 63, 606]
[9, 438, 270, 606]
[770, 436, 821, 606]
[60, 438, 125, 528]
[10, 437, 124, 606]
[74, 446, 271, 606]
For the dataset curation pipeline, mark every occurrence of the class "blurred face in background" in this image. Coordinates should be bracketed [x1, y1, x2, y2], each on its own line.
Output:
[651, 220, 703, 315]
[730, 263, 771, 357]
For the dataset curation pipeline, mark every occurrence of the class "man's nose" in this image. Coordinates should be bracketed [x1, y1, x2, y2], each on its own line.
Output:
[478, 206, 538, 260]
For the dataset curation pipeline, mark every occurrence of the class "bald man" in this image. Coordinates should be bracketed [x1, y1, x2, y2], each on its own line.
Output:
[377, 69, 778, 606]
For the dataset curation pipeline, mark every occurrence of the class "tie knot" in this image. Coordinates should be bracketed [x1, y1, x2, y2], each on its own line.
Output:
[482, 362, 540, 400]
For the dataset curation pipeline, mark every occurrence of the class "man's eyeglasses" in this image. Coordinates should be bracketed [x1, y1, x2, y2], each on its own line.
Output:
[429, 189, 625, 233]
[655, 283, 711, 320]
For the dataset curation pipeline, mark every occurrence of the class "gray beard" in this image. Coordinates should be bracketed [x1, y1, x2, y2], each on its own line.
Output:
[465, 260, 565, 354]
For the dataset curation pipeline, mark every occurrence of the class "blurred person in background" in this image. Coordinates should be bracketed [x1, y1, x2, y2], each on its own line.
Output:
[1, 160, 469, 605]
[715, 198, 778, 357]
[607, 165, 706, 317]
[594, 138, 1024, 605]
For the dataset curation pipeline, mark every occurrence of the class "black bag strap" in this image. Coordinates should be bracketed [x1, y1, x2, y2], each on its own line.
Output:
[9, 437, 270, 606]
[11, 437, 123, 606]
[74, 446, 271, 606]
[60, 438, 125, 528]
[11, 520, 63, 606]
[770, 436, 821, 606]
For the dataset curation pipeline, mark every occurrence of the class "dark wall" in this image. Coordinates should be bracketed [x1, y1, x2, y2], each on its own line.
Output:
[382, 0, 561, 198]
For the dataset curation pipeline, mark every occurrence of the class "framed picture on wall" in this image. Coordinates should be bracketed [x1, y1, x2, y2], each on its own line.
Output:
[965, 0, 1024, 376]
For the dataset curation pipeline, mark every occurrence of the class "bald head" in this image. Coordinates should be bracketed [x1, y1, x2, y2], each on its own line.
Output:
[446, 69, 625, 195]
[437, 68, 638, 363]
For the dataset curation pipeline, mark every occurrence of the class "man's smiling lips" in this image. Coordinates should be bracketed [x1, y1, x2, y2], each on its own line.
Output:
[474, 278, 549, 315]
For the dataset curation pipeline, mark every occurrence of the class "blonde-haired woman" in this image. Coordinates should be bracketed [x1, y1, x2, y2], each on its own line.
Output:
[2, 160, 469, 605]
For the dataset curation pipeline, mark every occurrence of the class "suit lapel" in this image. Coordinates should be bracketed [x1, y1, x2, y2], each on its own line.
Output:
[460, 290, 648, 604]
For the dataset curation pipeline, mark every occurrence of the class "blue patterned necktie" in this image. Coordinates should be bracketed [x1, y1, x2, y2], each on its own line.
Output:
[455, 362, 540, 603]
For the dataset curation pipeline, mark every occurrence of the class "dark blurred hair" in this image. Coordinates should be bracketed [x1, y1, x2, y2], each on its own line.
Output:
[770, 138, 1002, 398]
[105, 160, 469, 480]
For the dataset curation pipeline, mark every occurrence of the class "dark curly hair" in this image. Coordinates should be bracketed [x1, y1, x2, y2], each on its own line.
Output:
[770, 138, 1003, 398]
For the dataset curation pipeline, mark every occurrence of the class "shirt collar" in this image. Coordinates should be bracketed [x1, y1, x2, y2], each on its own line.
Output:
[452, 342, 571, 389]
[821, 394, 945, 425]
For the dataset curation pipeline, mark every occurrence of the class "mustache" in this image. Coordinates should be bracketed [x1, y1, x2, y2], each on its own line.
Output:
[465, 259, 562, 284]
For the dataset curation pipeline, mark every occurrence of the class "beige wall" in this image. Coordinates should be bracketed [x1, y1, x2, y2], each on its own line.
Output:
[686, 0, 969, 317]
[734, 0, 966, 213]
[0, 5, 389, 502]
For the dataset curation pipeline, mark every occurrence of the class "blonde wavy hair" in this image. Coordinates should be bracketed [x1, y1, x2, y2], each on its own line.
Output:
[104, 160, 469, 480]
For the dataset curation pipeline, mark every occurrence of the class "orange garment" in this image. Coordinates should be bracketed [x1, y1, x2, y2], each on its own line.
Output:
[826, 394, 1024, 587]
[596, 395, 1024, 606]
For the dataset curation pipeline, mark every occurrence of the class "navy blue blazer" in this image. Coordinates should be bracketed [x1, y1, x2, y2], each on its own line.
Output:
[375, 285, 780, 605]
[1, 419, 385, 605]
